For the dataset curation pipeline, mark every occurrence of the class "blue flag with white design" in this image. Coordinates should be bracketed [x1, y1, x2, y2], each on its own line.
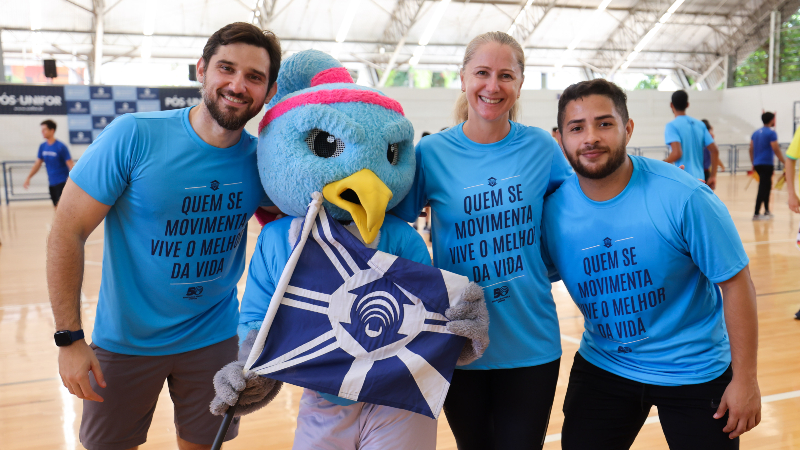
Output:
[243, 194, 470, 419]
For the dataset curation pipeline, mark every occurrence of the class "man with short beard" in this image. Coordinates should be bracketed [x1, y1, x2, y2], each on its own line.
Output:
[541, 79, 761, 449]
[47, 23, 280, 450]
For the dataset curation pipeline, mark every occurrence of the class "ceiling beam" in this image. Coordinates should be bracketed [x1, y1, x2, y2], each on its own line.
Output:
[377, 0, 426, 86]
[1, 27, 723, 56]
[508, 0, 558, 47]
[452, 0, 746, 17]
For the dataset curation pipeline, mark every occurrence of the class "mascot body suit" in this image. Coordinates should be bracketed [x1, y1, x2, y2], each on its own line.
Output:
[210, 50, 489, 449]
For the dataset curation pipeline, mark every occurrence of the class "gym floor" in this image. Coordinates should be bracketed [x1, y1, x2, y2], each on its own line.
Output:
[1, 173, 798, 449]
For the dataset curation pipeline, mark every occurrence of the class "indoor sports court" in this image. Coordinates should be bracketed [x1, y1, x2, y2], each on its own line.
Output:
[1, 1, 799, 449]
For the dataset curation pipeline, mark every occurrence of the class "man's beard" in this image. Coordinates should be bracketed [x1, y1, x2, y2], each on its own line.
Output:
[565, 141, 628, 180]
[202, 81, 261, 131]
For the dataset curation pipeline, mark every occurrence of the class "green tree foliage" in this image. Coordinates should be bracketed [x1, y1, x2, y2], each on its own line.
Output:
[634, 75, 661, 90]
[734, 9, 800, 86]
[779, 12, 800, 82]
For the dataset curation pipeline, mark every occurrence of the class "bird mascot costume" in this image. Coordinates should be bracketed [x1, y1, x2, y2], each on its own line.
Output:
[209, 50, 489, 450]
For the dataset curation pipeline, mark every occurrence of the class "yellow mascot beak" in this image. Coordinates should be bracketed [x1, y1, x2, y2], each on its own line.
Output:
[322, 169, 393, 244]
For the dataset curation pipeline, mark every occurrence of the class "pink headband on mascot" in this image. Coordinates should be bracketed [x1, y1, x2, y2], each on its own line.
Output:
[258, 67, 405, 135]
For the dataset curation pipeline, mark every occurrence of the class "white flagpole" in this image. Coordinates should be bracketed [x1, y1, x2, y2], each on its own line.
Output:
[244, 192, 324, 371]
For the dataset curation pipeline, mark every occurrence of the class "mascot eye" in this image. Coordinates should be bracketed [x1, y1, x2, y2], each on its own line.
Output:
[387, 143, 400, 165]
[306, 129, 345, 158]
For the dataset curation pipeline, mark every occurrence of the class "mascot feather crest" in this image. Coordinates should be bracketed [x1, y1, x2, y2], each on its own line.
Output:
[256, 50, 415, 244]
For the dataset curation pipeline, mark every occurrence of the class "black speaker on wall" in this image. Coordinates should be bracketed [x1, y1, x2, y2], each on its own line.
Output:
[189, 64, 197, 81]
[43, 59, 57, 78]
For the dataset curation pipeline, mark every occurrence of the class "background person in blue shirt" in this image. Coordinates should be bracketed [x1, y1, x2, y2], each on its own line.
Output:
[664, 90, 720, 188]
[392, 31, 573, 450]
[701, 119, 725, 187]
[546, 79, 761, 449]
[23, 119, 74, 206]
[749, 112, 786, 219]
[46, 23, 281, 450]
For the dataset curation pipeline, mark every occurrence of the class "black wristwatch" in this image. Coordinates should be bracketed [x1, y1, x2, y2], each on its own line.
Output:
[54, 329, 85, 347]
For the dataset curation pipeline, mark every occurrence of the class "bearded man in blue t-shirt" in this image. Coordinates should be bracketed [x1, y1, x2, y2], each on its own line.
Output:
[47, 23, 282, 450]
[544, 79, 761, 449]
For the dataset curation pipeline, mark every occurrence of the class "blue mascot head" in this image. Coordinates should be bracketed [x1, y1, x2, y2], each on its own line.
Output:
[257, 50, 415, 244]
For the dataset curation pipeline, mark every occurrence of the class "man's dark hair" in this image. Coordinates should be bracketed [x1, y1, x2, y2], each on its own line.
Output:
[202, 22, 281, 91]
[671, 90, 688, 111]
[702, 119, 712, 130]
[762, 112, 775, 125]
[557, 79, 629, 132]
[41, 119, 56, 131]
[421, 131, 431, 137]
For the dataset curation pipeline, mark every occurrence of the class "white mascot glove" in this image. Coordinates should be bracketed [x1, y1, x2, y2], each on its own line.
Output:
[209, 329, 282, 417]
[445, 282, 490, 366]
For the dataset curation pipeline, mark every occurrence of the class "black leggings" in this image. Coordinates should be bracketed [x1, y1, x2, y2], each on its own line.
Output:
[754, 164, 774, 214]
[442, 359, 560, 450]
[562, 353, 737, 450]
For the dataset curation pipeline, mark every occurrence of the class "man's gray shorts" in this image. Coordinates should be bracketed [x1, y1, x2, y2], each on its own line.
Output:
[293, 389, 437, 450]
[79, 337, 239, 450]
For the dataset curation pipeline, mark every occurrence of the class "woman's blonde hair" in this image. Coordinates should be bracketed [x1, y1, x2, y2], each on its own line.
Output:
[454, 31, 525, 124]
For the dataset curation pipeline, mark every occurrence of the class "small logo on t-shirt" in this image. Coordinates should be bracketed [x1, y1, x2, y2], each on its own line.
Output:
[493, 285, 510, 303]
[184, 286, 204, 299]
[603, 237, 613, 248]
[617, 346, 632, 353]
[210, 180, 220, 191]
[488, 177, 497, 187]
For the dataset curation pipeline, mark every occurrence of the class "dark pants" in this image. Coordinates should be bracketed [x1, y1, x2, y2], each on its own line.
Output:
[754, 164, 774, 214]
[442, 359, 560, 450]
[562, 353, 737, 450]
[49, 181, 66, 206]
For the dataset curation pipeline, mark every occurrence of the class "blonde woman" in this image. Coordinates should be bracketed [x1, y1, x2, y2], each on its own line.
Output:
[393, 32, 572, 449]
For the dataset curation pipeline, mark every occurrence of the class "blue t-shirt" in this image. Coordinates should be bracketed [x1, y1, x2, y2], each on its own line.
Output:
[751, 126, 778, 166]
[70, 107, 268, 356]
[541, 156, 749, 386]
[665, 115, 714, 180]
[38, 140, 72, 185]
[240, 214, 432, 406]
[391, 121, 573, 370]
[703, 147, 711, 170]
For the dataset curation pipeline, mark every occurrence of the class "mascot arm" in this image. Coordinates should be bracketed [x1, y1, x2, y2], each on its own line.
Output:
[388, 145, 428, 223]
[210, 327, 283, 417]
[210, 232, 284, 417]
[391, 218, 432, 266]
[445, 282, 490, 366]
